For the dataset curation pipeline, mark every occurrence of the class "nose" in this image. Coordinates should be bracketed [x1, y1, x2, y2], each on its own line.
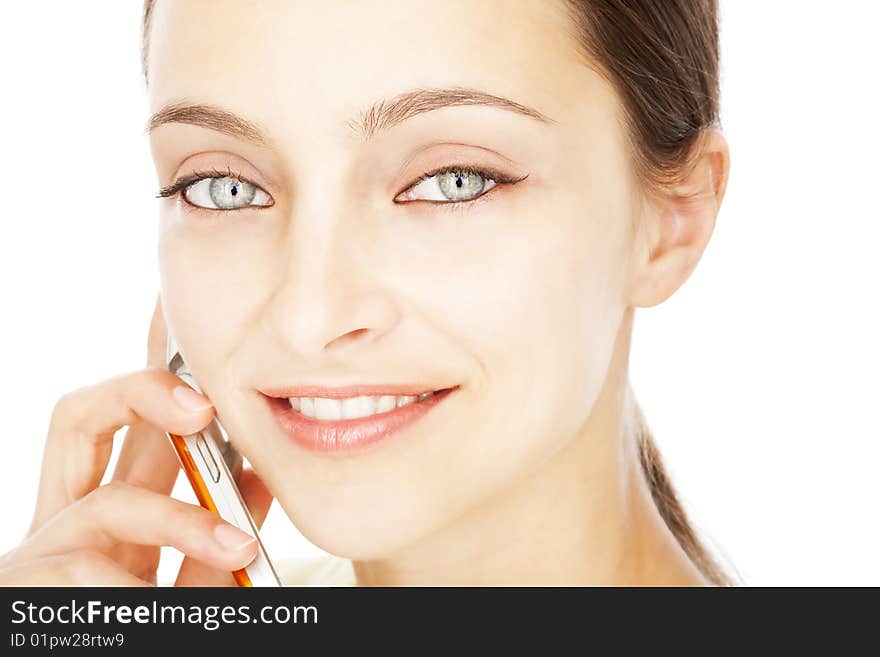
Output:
[260, 210, 400, 361]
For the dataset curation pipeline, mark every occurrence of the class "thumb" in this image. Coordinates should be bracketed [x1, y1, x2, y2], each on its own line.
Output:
[173, 468, 275, 587]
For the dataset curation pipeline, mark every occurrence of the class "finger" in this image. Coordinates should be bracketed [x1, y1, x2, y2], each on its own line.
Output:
[30, 367, 216, 533]
[175, 468, 274, 587]
[112, 294, 180, 495]
[20, 482, 259, 574]
[0, 549, 153, 587]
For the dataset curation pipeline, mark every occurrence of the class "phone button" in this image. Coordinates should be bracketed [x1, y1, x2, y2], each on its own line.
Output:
[195, 434, 221, 483]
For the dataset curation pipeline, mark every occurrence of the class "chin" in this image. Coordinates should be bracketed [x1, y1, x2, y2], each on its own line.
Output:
[273, 491, 441, 561]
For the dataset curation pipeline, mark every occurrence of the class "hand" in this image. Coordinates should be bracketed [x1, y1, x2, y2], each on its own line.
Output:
[0, 295, 273, 586]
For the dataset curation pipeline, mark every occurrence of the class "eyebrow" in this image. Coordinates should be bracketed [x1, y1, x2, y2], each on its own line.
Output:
[146, 87, 556, 145]
[347, 86, 557, 140]
[146, 101, 269, 145]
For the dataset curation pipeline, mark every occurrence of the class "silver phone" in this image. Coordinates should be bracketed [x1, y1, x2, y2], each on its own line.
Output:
[165, 334, 281, 587]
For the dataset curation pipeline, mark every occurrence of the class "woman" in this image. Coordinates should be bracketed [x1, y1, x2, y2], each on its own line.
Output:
[0, 0, 733, 586]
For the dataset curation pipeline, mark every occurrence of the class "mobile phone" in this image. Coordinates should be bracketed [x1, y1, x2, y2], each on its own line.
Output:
[164, 334, 281, 587]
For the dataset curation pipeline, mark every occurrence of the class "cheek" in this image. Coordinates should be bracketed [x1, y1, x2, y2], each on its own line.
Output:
[436, 201, 625, 389]
[157, 219, 278, 384]
[410, 200, 628, 481]
[494, 256, 619, 441]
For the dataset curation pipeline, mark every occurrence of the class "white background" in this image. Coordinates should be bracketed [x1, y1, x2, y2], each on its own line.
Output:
[1, 2, 877, 586]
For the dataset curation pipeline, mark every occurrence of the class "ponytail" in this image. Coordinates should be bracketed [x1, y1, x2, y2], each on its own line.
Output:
[633, 399, 737, 585]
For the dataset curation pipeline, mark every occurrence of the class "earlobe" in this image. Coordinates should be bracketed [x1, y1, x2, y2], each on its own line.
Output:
[627, 129, 730, 308]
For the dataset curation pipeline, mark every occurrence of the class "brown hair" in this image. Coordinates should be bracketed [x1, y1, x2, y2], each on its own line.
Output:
[141, 0, 736, 585]
[562, 0, 735, 586]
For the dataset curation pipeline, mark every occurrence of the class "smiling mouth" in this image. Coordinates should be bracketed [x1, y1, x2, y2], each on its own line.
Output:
[285, 390, 450, 421]
[262, 386, 459, 453]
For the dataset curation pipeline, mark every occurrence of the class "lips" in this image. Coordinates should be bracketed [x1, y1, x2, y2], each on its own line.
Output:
[262, 386, 457, 454]
[260, 383, 444, 398]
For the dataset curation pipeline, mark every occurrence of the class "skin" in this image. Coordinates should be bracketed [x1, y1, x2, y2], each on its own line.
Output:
[143, 0, 729, 586]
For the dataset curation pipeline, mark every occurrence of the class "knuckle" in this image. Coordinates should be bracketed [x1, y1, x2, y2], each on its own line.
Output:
[100, 374, 133, 417]
[49, 387, 88, 429]
[82, 480, 129, 514]
[143, 365, 167, 379]
[48, 376, 130, 437]
[142, 365, 173, 389]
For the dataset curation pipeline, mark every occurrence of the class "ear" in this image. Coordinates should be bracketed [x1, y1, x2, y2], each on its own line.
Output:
[627, 129, 730, 308]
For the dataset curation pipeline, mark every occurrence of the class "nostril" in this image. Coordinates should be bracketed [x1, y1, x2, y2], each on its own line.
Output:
[330, 327, 371, 347]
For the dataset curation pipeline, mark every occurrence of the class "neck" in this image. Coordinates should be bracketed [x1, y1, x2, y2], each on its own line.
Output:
[352, 312, 707, 586]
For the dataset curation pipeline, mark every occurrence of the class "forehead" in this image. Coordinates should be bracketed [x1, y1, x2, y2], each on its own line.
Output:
[146, 0, 597, 138]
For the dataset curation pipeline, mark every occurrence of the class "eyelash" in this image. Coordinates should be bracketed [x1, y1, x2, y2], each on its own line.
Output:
[397, 164, 528, 212]
[155, 165, 252, 204]
[155, 163, 528, 213]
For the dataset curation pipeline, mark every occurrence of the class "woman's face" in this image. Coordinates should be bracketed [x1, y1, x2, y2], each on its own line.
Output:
[149, 0, 639, 559]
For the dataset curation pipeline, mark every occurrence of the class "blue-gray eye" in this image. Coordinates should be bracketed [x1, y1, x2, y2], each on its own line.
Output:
[400, 168, 497, 202]
[184, 176, 272, 210]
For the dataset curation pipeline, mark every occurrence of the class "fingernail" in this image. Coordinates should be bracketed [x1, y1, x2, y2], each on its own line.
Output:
[173, 385, 213, 411]
[214, 524, 257, 551]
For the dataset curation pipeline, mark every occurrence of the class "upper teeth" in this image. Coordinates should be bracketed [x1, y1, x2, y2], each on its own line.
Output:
[289, 392, 435, 420]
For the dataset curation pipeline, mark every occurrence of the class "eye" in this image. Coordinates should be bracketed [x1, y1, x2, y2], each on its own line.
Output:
[184, 176, 272, 210]
[394, 166, 527, 205]
[156, 168, 274, 211]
